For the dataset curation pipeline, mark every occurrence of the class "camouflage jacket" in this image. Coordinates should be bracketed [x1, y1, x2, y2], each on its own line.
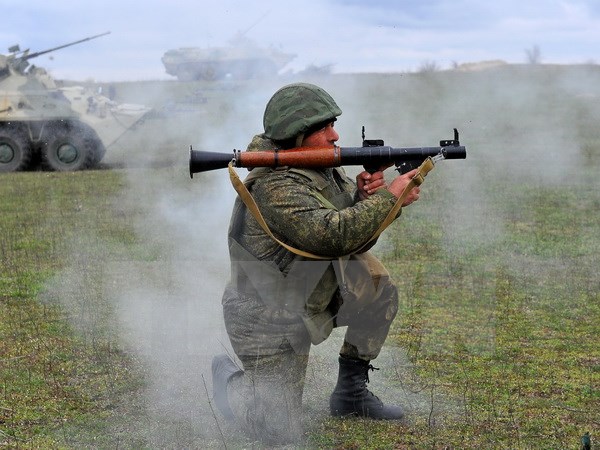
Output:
[226, 134, 400, 344]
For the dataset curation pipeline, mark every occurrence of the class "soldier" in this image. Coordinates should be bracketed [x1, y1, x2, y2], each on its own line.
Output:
[212, 82, 421, 445]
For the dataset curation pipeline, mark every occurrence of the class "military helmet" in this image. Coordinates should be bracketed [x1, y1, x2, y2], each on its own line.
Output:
[263, 83, 342, 142]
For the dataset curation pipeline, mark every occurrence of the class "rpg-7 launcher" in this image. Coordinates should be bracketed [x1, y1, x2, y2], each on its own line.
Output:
[189, 128, 466, 178]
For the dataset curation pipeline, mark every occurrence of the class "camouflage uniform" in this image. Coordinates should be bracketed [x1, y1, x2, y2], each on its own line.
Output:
[218, 84, 401, 444]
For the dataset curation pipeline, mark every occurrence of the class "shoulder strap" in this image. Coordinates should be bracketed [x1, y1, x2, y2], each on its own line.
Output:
[227, 158, 435, 260]
[228, 164, 331, 260]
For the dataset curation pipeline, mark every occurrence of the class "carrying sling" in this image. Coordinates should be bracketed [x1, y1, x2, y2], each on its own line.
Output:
[227, 157, 436, 260]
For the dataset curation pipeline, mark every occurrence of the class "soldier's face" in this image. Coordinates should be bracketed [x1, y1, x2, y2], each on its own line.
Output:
[302, 122, 339, 148]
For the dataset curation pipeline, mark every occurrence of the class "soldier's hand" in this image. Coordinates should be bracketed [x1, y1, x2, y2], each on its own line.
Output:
[356, 167, 387, 200]
[387, 169, 421, 206]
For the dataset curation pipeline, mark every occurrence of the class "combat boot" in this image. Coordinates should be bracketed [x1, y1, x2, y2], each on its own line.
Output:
[212, 354, 243, 421]
[329, 355, 404, 420]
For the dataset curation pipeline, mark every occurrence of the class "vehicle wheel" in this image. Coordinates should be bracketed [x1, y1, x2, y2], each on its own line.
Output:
[0, 127, 32, 172]
[76, 122, 106, 167]
[41, 128, 94, 171]
[202, 66, 217, 81]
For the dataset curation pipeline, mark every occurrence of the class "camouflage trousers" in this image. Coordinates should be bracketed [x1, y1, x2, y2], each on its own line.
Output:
[221, 252, 399, 444]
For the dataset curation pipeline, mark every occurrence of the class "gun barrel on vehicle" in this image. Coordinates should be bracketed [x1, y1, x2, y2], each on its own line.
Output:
[18, 32, 111, 62]
[8, 31, 110, 72]
[189, 144, 466, 178]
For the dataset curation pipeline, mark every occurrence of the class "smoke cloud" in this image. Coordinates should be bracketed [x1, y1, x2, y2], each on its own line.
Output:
[40, 62, 600, 445]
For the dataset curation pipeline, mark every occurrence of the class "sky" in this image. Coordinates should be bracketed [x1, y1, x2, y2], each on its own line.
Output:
[1, 0, 598, 81]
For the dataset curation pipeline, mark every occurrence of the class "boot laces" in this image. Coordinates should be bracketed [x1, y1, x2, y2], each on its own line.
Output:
[363, 364, 383, 403]
[365, 364, 379, 384]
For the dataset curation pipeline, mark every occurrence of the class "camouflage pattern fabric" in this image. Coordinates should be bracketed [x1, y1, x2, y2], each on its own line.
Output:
[226, 134, 400, 348]
[226, 342, 309, 444]
[220, 134, 401, 443]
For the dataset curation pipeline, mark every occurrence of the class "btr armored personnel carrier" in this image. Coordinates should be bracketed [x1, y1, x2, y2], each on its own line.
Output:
[0, 32, 149, 172]
[162, 32, 295, 81]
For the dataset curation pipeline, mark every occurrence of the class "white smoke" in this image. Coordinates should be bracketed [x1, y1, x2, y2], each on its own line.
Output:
[40, 64, 600, 445]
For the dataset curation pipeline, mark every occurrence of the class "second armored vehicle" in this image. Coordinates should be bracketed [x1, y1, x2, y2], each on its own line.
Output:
[162, 33, 295, 81]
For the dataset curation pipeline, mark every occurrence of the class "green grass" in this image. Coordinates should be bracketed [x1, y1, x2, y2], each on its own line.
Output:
[312, 175, 600, 447]
[2, 69, 600, 448]
[2, 171, 597, 449]
[0, 171, 146, 447]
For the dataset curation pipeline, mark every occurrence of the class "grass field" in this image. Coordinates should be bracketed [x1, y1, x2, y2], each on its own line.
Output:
[1, 68, 599, 448]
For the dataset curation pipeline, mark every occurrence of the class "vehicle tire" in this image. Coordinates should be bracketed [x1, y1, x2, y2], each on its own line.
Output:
[76, 122, 106, 167]
[201, 66, 217, 81]
[0, 127, 33, 172]
[41, 127, 94, 171]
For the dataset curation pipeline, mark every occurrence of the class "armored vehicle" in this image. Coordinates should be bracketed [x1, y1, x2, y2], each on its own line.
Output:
[0, 32, 149, 173]
[162, 33, 295, 81]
